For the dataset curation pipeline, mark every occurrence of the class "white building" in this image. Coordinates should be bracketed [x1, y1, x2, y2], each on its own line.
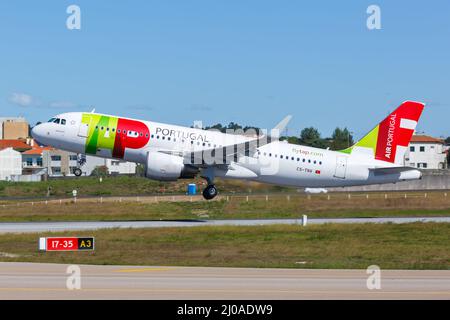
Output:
[404, 135, 447, 169]
[83, 155, 137, 175]
[0, 147, 22, 180]
[41, 149, 136, 177]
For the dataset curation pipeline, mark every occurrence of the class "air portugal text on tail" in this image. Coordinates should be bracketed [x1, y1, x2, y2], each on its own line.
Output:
[31, 100, 425, 200]
[375, 101, 424, 164]
[342, 101, 424, 165]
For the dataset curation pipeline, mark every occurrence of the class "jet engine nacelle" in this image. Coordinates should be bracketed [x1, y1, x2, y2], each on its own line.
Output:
[145, 151, 199, 181]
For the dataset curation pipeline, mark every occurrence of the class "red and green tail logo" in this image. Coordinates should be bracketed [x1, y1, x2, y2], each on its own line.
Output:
[340, 101, 425, 164]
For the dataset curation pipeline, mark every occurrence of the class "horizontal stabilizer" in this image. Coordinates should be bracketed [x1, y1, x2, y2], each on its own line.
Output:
[370, 166, 418, 175]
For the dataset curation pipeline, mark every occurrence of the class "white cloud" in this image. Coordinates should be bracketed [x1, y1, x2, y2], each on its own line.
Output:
[49, 101, 77, 109]
[8, 92, 34, 107]
[8, 92, 81, 109]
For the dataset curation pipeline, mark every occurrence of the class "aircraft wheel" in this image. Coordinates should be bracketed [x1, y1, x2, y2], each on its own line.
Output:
[202, 185, 218, 200]
[73, 168, 82, 177]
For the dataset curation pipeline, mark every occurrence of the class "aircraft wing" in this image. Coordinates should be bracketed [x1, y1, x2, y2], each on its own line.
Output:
[160, 115, 292, 167]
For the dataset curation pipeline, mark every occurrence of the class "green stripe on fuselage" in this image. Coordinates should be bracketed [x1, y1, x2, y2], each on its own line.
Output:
[82, 113, 118, 155]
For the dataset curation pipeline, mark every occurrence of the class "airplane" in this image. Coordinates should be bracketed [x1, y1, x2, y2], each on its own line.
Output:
[31, 101, 425, 200]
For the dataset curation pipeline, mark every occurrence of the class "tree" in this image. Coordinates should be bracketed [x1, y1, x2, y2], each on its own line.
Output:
[445, 137, 450, 145]
[330, 127, 354, 150]
[91, 165, 108, 177]
[204, 122, 261, 135]
[280, 136, 300, 145]
[298, 127, 329, 148]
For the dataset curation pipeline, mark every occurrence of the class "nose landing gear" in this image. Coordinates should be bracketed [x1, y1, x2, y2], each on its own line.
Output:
[73, 154, 86, 177]
[73, 168, 82, 177]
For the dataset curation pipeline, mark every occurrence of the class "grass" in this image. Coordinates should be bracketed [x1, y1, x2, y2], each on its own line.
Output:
[0, 193, 450, 222]
[0, 175, 291, 198]
[0, 223, 448, 269]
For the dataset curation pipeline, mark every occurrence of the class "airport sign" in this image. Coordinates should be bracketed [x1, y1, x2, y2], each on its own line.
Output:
[39, 237, 95, 251]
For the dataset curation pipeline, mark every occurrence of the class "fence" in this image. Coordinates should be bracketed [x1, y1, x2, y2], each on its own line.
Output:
[0, 190, 449, 209]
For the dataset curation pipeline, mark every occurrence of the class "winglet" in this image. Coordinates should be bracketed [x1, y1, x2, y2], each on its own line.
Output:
[271, 115, 292, 138]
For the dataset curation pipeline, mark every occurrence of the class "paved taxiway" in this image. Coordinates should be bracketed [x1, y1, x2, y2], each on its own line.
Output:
[0, 262, 448, 299]
[0, 217, 449, 233]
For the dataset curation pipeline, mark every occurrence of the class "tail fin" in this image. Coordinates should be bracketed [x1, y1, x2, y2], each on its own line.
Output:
[341, 101, 425, 164]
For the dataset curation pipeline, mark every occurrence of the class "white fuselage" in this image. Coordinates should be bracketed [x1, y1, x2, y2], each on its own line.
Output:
[31, 112, 422, 188]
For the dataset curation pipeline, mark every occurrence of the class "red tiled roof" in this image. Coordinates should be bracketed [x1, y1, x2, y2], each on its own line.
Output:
[0, 139, 32, 151]
[410, 135, 444, 144]
[22, 145, 53, 155]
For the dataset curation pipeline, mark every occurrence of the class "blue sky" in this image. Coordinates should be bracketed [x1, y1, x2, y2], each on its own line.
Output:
[1, 1, 449, 139]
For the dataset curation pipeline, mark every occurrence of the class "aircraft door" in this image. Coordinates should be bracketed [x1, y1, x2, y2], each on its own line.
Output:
[334, 155, 347, 179]
[78, 117, 90, 137]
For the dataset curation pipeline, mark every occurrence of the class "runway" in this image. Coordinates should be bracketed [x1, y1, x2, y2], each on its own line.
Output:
[0, 262, 448, 299]
[0, 217, 449, 233]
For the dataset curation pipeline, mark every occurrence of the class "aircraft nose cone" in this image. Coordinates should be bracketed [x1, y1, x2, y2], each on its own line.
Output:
[31, 124, 45, 144]
[31, 125, 40, 139]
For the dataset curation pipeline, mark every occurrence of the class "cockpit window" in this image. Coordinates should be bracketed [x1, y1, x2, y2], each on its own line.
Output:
[54, 118, 60, 124]
[61, 119, 66, 125]
[48, 118, 56, 122]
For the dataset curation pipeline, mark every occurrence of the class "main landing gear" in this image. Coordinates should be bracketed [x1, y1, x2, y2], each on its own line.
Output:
[202, 184, 218, 200]
[201, 168, 218, 200]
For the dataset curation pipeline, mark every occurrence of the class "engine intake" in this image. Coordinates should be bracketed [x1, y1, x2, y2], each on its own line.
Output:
[145, 151, 199, 181]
